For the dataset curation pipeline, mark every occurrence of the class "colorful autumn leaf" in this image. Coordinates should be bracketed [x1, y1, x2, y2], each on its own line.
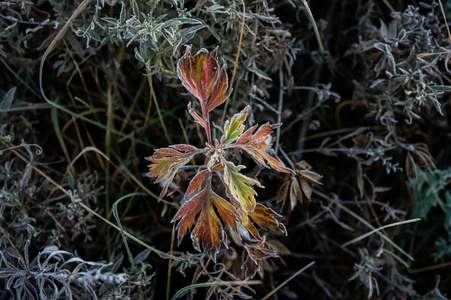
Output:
[185, 169, 210, 197]
[171, 177, 239, 262]
[177, 45, 231, 116]
[249, 203, 287, 235]
[190, 198, 224, 261]
[242, 240, 279, 279]
[234, 122, 292, 173]
[145, 145, 200, 201]
[205, 66, 231, 113]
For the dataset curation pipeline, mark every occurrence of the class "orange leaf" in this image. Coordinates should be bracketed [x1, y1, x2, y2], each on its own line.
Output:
[201, 47, 220, 98]
[188, 103, 208, 130]
[235, 123, 292, 173]
[172, 189, 204, 244]
[172, 178, 240, 262]
[249, 203, 287, 235]
[211, 191, 239, 233]
[190, 197, 224, 261]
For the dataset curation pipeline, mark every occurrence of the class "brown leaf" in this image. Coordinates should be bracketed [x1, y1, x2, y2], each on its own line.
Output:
[211, 191, 239, 233]
[201, 47, 220, 98]
[245, 242, 278, 262]
[296, 160, 312, 171]
[276, 179, 290, 205]
[242, 255, 260, 279]
[206, 66, 232, 113]
[177, 45, 206, 102]
[299, 178, 312, 201]
[191, 199, 224, 262]
[290, 177, 301, 208]
[298, 170, 323, 185]
[172, 189, 204, 245]
[267, 239, 291, 255]
[188, 103, 207, 130]
[412, 143, 436, 172]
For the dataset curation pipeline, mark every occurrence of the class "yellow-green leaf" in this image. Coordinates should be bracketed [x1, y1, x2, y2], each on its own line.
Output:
[221, 106, 249, 144]
[222, 160, 262, 212]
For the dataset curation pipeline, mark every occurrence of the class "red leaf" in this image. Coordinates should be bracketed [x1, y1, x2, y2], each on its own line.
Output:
[206, 66, 232, 113]
[188, 103, 208, 130]
[170, 144, 198, 152]
[245, 242, 278, 262]
[242, 242, 278, 279]
[191, 199, 224, 261]
[172, 190, 204, 244]
[185, 169, 209, 197]
[242, 256, 260, 279]
[201, 47, 220, 98]
[177, 45, 231, 115]
[177, 45, 206, 102]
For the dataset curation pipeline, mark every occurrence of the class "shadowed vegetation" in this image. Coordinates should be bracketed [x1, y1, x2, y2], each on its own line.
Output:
[1, 0, 450, 299]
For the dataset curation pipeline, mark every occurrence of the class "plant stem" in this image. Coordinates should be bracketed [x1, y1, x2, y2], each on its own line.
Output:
[203, 109, 212, 145]
[301, 0, 326, 55]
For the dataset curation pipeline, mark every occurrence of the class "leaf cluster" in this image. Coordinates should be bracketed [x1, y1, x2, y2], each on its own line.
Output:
[146, 45, 292, 278]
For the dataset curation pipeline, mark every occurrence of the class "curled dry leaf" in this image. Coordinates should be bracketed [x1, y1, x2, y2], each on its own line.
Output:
[277, 160, 323, 210]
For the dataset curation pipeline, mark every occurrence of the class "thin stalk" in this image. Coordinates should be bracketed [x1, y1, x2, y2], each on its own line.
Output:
[341, 218, 421, 248]
[221, 0, 246, 125]
[261, 261, 315, 300]
[166, 223, 176, 300]
[148, 74, 172, 144]
[203, 109, 212, 145]
[301, 0, 326, 54]
[105, 83, 113, 258]
[275, 63, 284, 155]
[329, 197, 415, 261]
[171, 281, 262, 300]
